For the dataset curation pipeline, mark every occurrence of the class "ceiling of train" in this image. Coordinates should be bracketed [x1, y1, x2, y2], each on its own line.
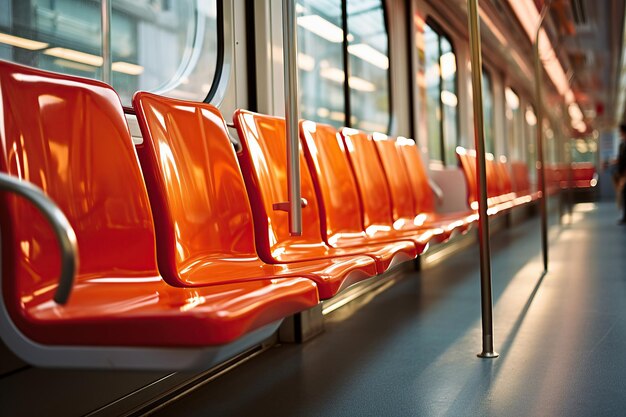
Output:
[436, 0, 626, 133]
[545, 0, 625, 130]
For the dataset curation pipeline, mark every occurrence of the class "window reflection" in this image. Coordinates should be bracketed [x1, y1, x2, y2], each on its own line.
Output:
[347, 0, 389, 133]
[0, 0, 218, 104]
[505, 87, 523, 161]
[297, 0, 390, 133]
[423, 21, 458, 165]
[525, 105, 537, 181]
[297, 0, 345, 127]
[482, 69, 495, 154]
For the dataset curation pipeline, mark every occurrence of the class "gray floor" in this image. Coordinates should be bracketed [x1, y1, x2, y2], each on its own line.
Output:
[155, 202, 626, 417]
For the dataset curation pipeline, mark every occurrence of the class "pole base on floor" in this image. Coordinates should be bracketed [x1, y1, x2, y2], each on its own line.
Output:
[477, 351, 499, 359]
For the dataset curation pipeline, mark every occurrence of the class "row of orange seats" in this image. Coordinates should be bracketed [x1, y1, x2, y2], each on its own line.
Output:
[456, 148, 541, 215]
[543, 163, 598, 190]
[0, 60, 481, 370]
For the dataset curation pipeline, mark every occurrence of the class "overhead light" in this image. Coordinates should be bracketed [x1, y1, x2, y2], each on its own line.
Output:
[52, 58, 95, 73]
[298, 52, 315, 71]
[505, 87, 520, 110]
[571, 119, 586, 132]
[297, 15, 343, 43]
[348, 76, 375, 92]
[320, 66, 345, 84]
[525, 107, 537, 126]
[506, 0, 570, 96]
[44, 47, 103, 67]
[0, 32, 48, 50]
[112, 61, 144, 75]
[568, 103, 584, 121]
[329, 111, 345, 122]
[441, 90, 458, 107]
[347, 43, 389, 70]
[316, 107, 330, 118]
[439, 52, 457, 79]
[320, 67, 376, 92]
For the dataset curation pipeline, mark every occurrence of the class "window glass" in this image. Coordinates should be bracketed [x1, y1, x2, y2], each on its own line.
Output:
[482, 69, 495, 154]
[423, 23, 442, 163]
[423, 21, 458, 165]
[572, 138, 596, 163]
[297, 0, 345, 127]
[525, 105, 537, 181]
[297, 0, 390, 133]
[347, 0, 389, 133]
[0, 0, 219, 105]
[440, 36, 458, 165]
[505, 87, 522, 160]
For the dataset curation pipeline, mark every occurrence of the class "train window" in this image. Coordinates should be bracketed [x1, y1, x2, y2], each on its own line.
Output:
[525, 105, 537, 179]
[505, 87, 523, 160]
[0, 1, 219, 105]
[347, 0, 389, 133]
[297, 0, 346, 127]
[297, 0, 390, 133]
[572, 138, 596, 163]
[423, 20, 458, 165]
[482, 69, 495, 154]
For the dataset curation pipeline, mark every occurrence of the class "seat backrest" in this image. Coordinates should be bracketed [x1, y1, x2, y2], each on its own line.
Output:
[495, 158, 513, 195]
[571, 162, 595, 181]
[396, 138, 435, 213]
[372, 133, 418, 221]
[340, 129, 395, 230]
[0, 60, 159, 313]
[456, 147, 478, 207]
[233, 110, 326, 262]
[485, 154, 500, 198]
[373, 135, 418, 221]
[299, 120, 367, 243]
[510, 161, 531, 193]
[133, 92, 259, 285]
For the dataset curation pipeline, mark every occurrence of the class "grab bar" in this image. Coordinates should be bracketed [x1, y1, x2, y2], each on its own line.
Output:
[0, 173, 78, 304]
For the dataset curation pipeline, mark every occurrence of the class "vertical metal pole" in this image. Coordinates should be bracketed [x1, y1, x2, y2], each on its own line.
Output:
[282, 0, 302, 236]
[467, 0, 498, 359]
[340, 0, 351, 127]
[534, 6, 550, 273]
[101, 0, 112, 84]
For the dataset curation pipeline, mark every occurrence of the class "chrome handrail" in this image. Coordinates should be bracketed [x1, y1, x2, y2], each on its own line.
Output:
[0, 173, 78, 304]
[282, 0, 303, 236]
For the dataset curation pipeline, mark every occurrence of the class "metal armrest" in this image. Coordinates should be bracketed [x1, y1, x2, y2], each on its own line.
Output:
[0, 172, 78, 305]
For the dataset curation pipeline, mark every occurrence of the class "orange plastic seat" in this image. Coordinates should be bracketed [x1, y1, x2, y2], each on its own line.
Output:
[456, 147, 518, 214]
[456, 147, 479, 210]
[299, 120, 418, 272]
[234, 110, 378, 298]
[393, 138, 477, 235]
[339, 129, 437, 248]
[133, 92, 380, 292]
[485, 155, 515, 210]
[571, 163, 597, 188]
[0, 60, 318, 369]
